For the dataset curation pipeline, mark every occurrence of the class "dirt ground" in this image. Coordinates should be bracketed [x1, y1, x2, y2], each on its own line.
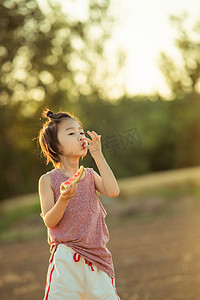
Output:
[1, 196, 200, 300]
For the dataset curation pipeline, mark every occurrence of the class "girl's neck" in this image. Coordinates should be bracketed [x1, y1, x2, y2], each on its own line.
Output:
[56, 160, 80, 175]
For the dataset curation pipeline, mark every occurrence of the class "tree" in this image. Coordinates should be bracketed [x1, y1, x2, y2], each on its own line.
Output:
[0, 0, 120, 200]
[0, 0, 117, 112]
[159, 12, 200, 100]
[159, 12, 200, 167]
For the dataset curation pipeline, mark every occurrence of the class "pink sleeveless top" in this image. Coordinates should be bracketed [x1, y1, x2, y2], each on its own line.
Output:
[46, 167, 115, 279]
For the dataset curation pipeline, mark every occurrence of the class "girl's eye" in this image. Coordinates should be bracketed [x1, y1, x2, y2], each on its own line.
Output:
[69, 132, 85, 135]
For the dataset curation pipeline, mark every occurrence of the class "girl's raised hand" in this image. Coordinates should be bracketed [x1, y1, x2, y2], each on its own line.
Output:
[84, 130, 102, 157]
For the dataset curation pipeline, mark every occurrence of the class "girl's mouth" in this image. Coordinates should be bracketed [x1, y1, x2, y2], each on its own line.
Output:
[82, 141, 87, 148]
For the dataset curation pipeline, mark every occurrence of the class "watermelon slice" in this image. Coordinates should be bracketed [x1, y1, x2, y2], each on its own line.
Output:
[63, 165, 84, 189]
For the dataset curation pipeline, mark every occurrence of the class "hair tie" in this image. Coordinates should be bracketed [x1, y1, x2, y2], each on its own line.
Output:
[47, 110, 53, 118]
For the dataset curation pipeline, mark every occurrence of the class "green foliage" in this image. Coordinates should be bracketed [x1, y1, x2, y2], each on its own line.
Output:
[0, 0, 117, 200]
[159, 12, 200, 168]
[159, 12, 200, 100]
[0, 0, 115, 107]
[1, 7, 200, 201]
[1, 92, 200, 200]
[0, 201, 40, 231]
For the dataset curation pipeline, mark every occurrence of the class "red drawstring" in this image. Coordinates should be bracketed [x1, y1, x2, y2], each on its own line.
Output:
[111, 278, 121, 300]
[84, 258, 95, 271]
[73, 253, 81, 262]
[73, 253, 94, 271]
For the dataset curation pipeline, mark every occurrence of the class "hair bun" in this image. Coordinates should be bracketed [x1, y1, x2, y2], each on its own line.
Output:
[47, 110, 53, 118]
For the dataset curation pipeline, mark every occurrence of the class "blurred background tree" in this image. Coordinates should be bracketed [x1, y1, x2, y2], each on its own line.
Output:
[1, 2, 200, 201]
[0, 0, 123, 200]
[159, 12, 200, 168]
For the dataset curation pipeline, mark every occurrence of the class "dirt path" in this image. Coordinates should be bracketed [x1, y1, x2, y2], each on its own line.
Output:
[1, 203, 200, 300]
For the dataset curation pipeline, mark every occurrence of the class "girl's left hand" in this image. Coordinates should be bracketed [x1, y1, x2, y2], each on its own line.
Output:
[84, 130, 102, 157]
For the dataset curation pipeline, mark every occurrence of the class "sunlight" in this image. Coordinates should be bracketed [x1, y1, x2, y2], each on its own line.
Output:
[36, 0, 200, 99]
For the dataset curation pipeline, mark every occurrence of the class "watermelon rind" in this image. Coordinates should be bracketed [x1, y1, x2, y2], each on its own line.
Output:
[63, 165, 84, 189]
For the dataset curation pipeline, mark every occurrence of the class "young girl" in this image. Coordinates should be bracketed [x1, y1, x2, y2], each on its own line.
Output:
[38, 108, 121, 300]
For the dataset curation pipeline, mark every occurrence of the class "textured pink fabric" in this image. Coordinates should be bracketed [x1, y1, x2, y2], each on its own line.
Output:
[46, 167, 115, 279]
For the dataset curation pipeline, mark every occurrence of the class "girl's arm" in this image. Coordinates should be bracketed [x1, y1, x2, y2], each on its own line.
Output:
[93, 152, 120, 198]
[85, 130, 120, 198]
[38, 174, 77, 229]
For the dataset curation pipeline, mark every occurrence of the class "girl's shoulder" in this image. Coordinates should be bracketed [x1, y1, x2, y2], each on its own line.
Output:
[39, 168, 58, 185]
[39, 169, 54, 180]
[38, 172, 52, 192]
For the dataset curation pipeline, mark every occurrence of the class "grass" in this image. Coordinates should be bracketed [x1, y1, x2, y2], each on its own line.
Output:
[118, 166, 200, 199]
[0, 202, 40, 231]
[128, 180, 200, 202]
[103, 180, 200, 227]
[1, 167, 200, 242]
[0, 194, 45, 242]
[0, 226, 45, 242]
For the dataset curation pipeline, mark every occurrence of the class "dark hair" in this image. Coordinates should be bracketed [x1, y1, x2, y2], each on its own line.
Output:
[38, 108, 83, 167]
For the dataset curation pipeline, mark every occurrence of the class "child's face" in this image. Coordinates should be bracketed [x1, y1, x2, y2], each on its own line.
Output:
[57, 118, 87, 157]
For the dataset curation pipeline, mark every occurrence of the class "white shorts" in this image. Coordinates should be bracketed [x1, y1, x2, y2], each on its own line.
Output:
[44, 244, 120, 300]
